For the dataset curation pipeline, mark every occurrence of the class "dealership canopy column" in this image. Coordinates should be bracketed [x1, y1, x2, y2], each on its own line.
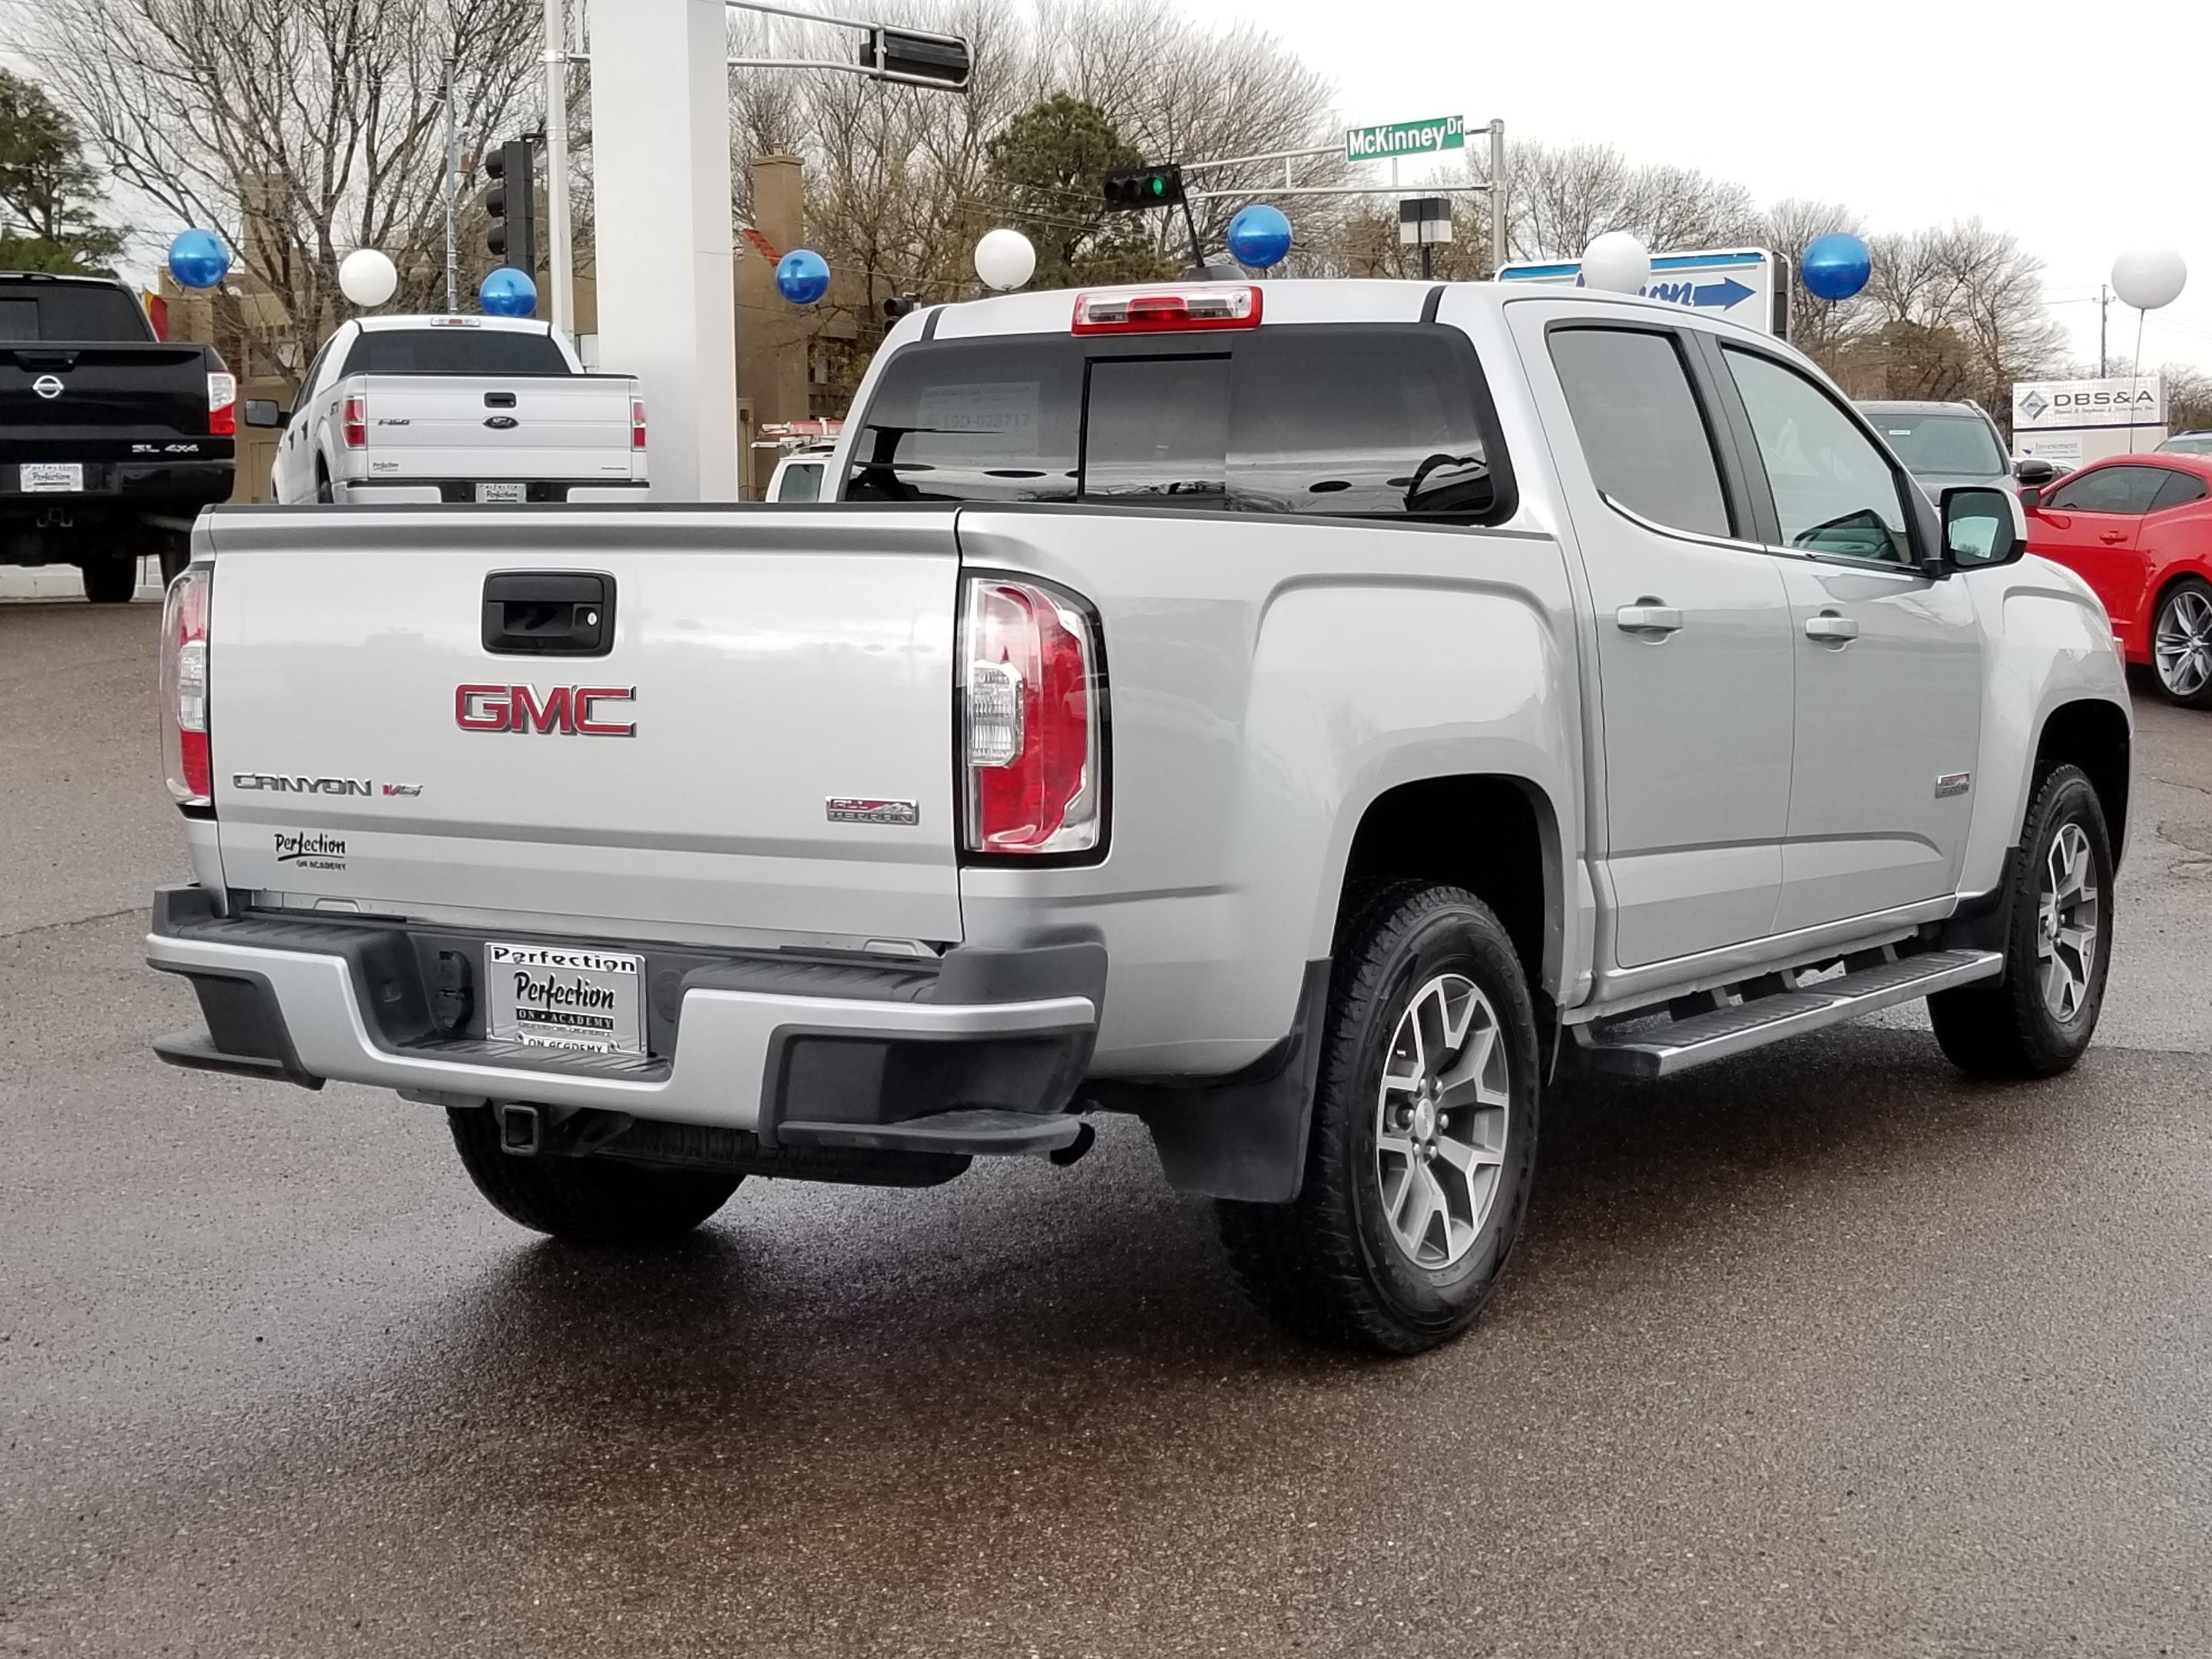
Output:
[586, 0, 738, 501]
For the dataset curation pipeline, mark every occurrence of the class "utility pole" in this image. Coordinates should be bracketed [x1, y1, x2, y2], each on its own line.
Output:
[544, 0, 574, 336]
[443, 48, 459, 313]
[2098, 283, 2110, 378]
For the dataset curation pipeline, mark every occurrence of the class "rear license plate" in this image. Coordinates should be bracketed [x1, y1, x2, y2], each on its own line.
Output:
[476, 481, 526, 504]
[21, 463, 82, 492]
[485, 942, 645, 1055]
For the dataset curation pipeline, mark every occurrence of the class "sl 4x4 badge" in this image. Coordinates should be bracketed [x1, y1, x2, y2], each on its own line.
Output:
[1936, 772, 1972, 799]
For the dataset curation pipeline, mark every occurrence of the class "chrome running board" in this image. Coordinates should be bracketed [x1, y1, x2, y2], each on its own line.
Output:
[1573, 949, 2003, 1080]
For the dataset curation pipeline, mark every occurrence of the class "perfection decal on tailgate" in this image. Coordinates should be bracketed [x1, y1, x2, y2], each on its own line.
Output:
[272, 830, 346, 871]
[826, 797, 919, 826]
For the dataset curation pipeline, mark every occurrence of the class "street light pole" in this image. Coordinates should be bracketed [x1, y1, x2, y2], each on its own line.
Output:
[545, 0, 575, 336]
[443, 48, 459, 314]
[1488, 118, 1505, 277]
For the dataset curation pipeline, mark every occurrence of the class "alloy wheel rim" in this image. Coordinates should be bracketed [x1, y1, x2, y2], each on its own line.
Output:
[2038, 820, 2100, 1024]
[1374, 972, 1511, 1270]
[2154, 589, 2212, 698]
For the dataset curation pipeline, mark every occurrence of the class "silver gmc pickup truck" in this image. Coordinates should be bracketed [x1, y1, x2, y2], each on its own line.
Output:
[147, 280, 2131, 1353]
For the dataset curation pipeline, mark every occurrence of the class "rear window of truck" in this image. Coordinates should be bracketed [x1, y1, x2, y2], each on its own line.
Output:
[845, 324, 1513, 523]
[339, 327, 569, 376]
[0, 284, 154, 342]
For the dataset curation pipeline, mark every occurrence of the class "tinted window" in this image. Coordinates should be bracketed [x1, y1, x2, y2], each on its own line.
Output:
[1726, 348, 1912, 563]
[845, 326, 1507, 521]
[2152, 469, 2209, 512]
[2045, 465, 2170, 515]
[0, 284, 153, 342]
[1548, 327, 1730, 538]
[1084, 356, 1230, 502]
[1868, 411, 2006, 477]
[339, 326, 568, 376]
[2158, 433, 2212, 455]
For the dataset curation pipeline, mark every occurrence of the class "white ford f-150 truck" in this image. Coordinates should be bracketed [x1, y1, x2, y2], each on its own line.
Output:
[149, 280, 2130, 1353]
[250, 314, 647, 505]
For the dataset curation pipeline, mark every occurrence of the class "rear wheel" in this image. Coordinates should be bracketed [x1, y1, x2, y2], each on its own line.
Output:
[157, 539, 190, 588]
[2150, 576, 2212, 709]
[78, 553, 137, 604]
[1216, 882, 1541, 1354]
[1929, 764, 2114, 1078]
[447, 1106, 741, 1246]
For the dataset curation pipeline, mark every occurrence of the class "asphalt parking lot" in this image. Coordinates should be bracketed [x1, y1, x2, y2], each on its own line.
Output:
[3, 588, 2208, 1658]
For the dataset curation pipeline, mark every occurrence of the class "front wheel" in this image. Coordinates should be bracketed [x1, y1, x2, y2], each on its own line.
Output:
[447, 1106, 742, 1246]
[1929, 764, 2114, 1079]
[2150, 576, 2212, 709]
[1216, 882, 1541, 1354]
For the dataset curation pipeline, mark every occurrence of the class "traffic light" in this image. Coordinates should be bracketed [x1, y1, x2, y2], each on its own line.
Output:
[482, 139, 538, 276]
[1104, 164, 1185, 212]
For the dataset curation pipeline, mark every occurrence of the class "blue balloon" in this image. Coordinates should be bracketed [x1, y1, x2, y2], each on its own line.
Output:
[1226, 204, 1293, 270]
[776, 249, 831, 306]
[167, 229, 231, 290]
[479, 267, 538, 317]
[1801, 232, 1873, 302]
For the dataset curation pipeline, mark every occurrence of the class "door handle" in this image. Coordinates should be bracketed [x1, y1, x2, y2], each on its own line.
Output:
[1804, 613, 1859, 643]
[2098, 531, 2128, 544]
[1614, 602, 1684, 634]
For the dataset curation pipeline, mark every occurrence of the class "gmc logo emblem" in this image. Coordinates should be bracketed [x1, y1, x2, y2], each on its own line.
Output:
[456, 684, 636, 737]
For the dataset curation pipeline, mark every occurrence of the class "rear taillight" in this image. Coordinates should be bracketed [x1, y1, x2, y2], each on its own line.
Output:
[160, 565, 213, 810]
[207, 372, 237, 436]
[1071, 285, 1263, 335]
[631, 396, 647, 451]
[342, 392, 366, 449]
[959, 577, 1104, 856]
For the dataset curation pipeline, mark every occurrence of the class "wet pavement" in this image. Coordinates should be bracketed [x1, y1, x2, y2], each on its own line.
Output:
[4, 598, 2209, 1657]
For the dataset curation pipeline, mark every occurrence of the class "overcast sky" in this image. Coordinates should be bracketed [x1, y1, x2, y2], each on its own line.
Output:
[1178, 0, 2212, 380]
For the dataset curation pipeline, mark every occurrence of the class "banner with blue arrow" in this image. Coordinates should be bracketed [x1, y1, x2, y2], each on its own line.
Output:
[1496, 247, 1784, 336]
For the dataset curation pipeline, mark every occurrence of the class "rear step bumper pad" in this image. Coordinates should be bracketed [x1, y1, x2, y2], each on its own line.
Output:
[146, 929, 1095, 1133]
[1574, 949, 2003, 1079]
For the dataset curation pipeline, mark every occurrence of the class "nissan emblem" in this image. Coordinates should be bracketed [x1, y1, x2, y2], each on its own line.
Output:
[32, 374, 63, 399]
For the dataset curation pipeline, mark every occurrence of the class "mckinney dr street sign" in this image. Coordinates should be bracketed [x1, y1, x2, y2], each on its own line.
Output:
[1497, 247, 1786, 336]
[1346, 116, 1465, 164]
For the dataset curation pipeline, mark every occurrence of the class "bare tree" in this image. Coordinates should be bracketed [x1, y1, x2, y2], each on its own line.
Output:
[1859, 220, 2065, 409]
[1502, 141, 1759, 264]
[25, 0, 541, 383]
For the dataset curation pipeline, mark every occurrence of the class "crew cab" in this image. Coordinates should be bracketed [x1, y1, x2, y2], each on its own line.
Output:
[147, 280, 2131, 1354]
[256, 314, 646, 505]
[0, 271, 235, 601]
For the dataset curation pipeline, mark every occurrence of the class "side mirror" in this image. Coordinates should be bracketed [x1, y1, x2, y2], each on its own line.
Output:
[243, 399, 286, 429]
[2014, 457, 2057, 486]
[1940, 484, 2025, 570]
[2019, 485, 2044, 512]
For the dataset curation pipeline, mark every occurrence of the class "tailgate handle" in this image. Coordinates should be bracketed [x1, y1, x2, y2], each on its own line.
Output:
[483, 391, 517, 408]
[482, 571, 614, 657]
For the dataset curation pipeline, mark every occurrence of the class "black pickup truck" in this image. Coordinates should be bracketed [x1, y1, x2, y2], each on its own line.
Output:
[0, 271, 237, 602]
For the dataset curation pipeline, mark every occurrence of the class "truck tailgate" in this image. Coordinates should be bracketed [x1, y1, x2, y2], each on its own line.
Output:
[204, 507, 962, 944]
[354, 373, 635, 480]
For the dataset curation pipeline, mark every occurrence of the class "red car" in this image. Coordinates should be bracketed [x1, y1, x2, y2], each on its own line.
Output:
[2024, 452, 2212, 707]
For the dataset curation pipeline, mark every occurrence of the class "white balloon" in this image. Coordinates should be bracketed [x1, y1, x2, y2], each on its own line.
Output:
[2111, 246, 2186, 312]
[1581, 230, 1651, 296]
[339, 247, 399, 308]
[974, 228, 1037, 293]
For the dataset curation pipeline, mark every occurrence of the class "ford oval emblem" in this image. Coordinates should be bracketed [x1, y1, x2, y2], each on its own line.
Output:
[484, 414, 518, 430]
[32, 374, 63, 399]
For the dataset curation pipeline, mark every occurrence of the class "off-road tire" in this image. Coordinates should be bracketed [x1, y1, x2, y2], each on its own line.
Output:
[78, 555, 137, 604]
[1929, 764, 2114, 1079]
[1216, 882, 1541, 1355]
[2148, 575, 2212, 709]
[157, 540, 190, 588]
[447, 1107, 741, 1245]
